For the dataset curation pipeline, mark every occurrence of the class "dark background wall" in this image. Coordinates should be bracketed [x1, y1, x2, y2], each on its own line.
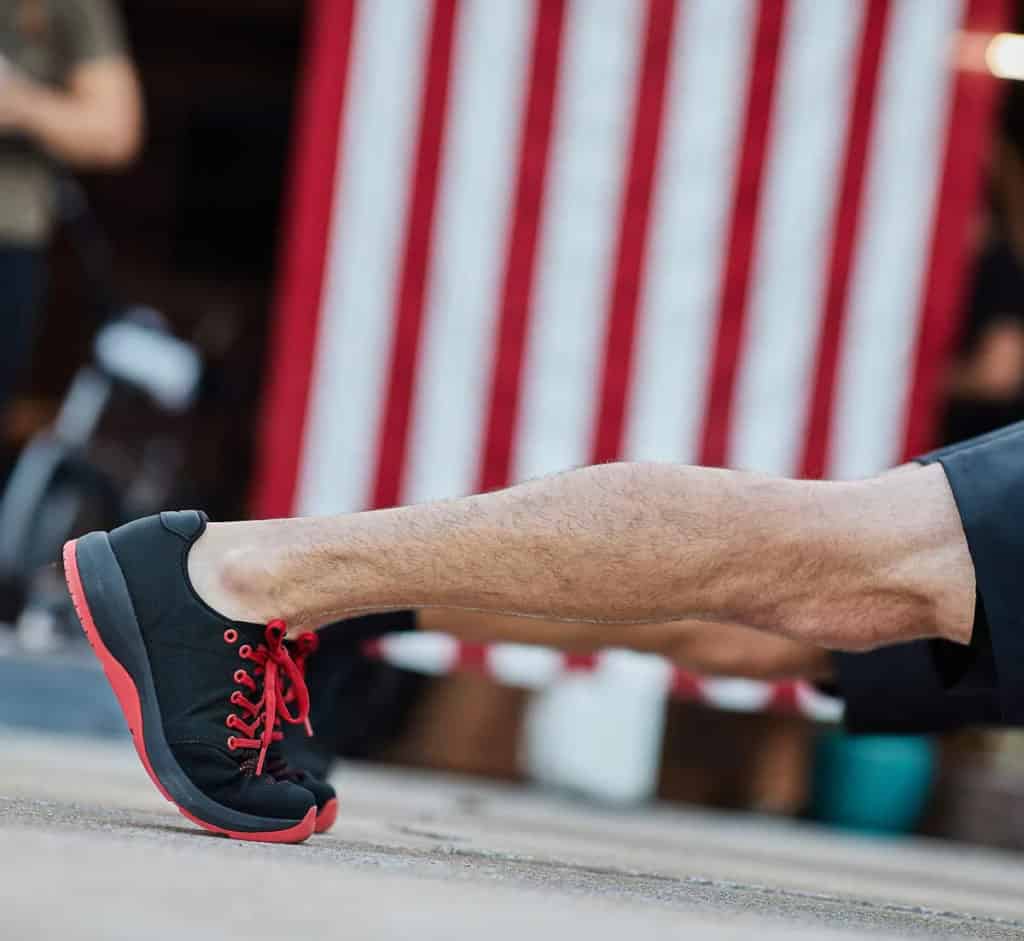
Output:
[26, 0, 306, 517]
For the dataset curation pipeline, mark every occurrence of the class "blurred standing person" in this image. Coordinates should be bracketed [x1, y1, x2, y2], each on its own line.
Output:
[943, 136, 1024, 442]
[944, 233, 1024, 441]
[0, 0, 142, 418]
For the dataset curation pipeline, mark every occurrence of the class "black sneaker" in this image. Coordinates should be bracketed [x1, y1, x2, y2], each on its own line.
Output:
[62, 511, 318, 843]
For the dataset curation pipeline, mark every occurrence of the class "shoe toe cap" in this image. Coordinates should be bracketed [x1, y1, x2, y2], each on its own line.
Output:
[171, 742, 318, 821]
[292, 770, 337, 811]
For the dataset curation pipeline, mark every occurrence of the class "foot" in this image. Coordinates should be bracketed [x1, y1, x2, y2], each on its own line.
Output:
[63, 511, 318, 843]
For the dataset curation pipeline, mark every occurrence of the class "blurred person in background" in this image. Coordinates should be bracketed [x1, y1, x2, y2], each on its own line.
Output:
[943, 136, 1024, 443]
[0, 0, 142, 424]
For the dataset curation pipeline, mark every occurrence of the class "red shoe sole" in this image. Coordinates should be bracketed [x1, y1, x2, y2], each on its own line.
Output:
[63, 539, 316, 844]
[315, 797, 339, 834]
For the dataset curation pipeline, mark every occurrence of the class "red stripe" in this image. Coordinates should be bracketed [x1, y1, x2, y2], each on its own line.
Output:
[455, 642, 490, 671]
[370, 0, 461, 509]
[697, 0, 787, 468]
[902, 0, 1010, 460]
[361, 638, 384, 659]
[251, 0, 358, 517]
[477, 0, 569, 492]
[799, 0, 891, 480]
[769, 681, 799, 714]
[564, 652, 598, 672]
[671, 669, 704, 701]
[590, 0, 680, 464]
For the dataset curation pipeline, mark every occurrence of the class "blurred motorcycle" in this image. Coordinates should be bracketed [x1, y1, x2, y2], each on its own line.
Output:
[0, 178, 203, 650]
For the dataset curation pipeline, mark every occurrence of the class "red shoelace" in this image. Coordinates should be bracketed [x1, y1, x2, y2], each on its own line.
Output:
[225, 620, 313, 775]
[290, 631, 320, 679]
[280, 631, 319, 715]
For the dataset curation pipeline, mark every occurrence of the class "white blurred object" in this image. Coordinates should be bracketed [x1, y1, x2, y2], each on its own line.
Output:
[93, 315, 202, 413]
[376, 631, 458, 676]
[489, 643, 564, 687]
[16, 606, 60, 655]
[523, 651, 671, 805]
[985, 32, 1024, 80]
[701, 677, 773, 712]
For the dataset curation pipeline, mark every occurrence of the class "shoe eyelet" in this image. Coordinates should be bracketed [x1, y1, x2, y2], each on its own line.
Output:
[223, 628, 238, 644]
[234, 669, 248, 684]
[227, 736, 238, 750]
[230, 691, 244, 706]
[238, 644, 252, 658]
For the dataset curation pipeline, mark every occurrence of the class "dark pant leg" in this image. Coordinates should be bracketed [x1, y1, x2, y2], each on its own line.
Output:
[0, 245, 45, 414]
[832, 642, 1001, 734]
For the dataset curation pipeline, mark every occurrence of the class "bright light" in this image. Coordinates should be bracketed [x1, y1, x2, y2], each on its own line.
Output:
[986, 32, 1024, 80]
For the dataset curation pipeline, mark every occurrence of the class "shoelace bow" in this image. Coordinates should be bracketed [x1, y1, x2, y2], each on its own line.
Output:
[262, 632, 322, 782]
[226, 620, 313, 776]
[290, 631, 320, 684]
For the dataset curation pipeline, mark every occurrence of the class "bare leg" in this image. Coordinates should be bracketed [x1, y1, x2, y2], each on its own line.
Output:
[189, 461, 974, 651]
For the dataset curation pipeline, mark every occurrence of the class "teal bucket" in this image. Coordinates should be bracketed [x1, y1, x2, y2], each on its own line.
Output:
[811, 731, 937, 834]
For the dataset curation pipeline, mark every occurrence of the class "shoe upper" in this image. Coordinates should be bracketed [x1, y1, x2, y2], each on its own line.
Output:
[265, 749, 336, 811]
[107, 510, 316, 821]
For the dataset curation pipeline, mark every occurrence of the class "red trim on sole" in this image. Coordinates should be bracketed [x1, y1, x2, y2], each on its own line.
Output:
[315, 797, 339, 834]
[62, 540, 316, 844]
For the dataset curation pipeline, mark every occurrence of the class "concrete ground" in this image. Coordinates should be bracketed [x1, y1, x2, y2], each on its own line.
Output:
[2, 729, 1024, 940]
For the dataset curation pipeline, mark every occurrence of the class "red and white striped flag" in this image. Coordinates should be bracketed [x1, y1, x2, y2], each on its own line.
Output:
[252, 0, 1007, 720]
[256, 0, 1006, 521]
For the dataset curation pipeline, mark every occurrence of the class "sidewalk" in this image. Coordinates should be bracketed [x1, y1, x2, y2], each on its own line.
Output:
[2, 728, 1024, 939]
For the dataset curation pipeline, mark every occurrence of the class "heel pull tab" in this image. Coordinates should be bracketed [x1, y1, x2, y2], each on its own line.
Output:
[160, 510, 209, 543]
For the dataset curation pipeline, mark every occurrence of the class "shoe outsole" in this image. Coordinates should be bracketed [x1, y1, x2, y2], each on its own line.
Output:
[315, 797, 339, 834]
[63, 535, 316, 844]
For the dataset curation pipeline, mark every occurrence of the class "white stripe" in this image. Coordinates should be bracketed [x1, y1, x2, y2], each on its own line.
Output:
[489, 643, 567, 688]
[829, 0, 963, 479]
[514, 0, 644, 481]
[796, 683, 845, 723]
[624, 0, 757, 464]
[730, 0, 864, 474]
[595, 650, 673, 692]
[297, 2, 431, 515]
[403, 0, 534, 505]
[379, 632, 458, 676]
[701, 678, 773, 713]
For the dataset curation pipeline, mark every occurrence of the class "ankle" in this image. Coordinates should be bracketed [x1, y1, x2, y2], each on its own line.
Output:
[187, 524, 288, 625]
